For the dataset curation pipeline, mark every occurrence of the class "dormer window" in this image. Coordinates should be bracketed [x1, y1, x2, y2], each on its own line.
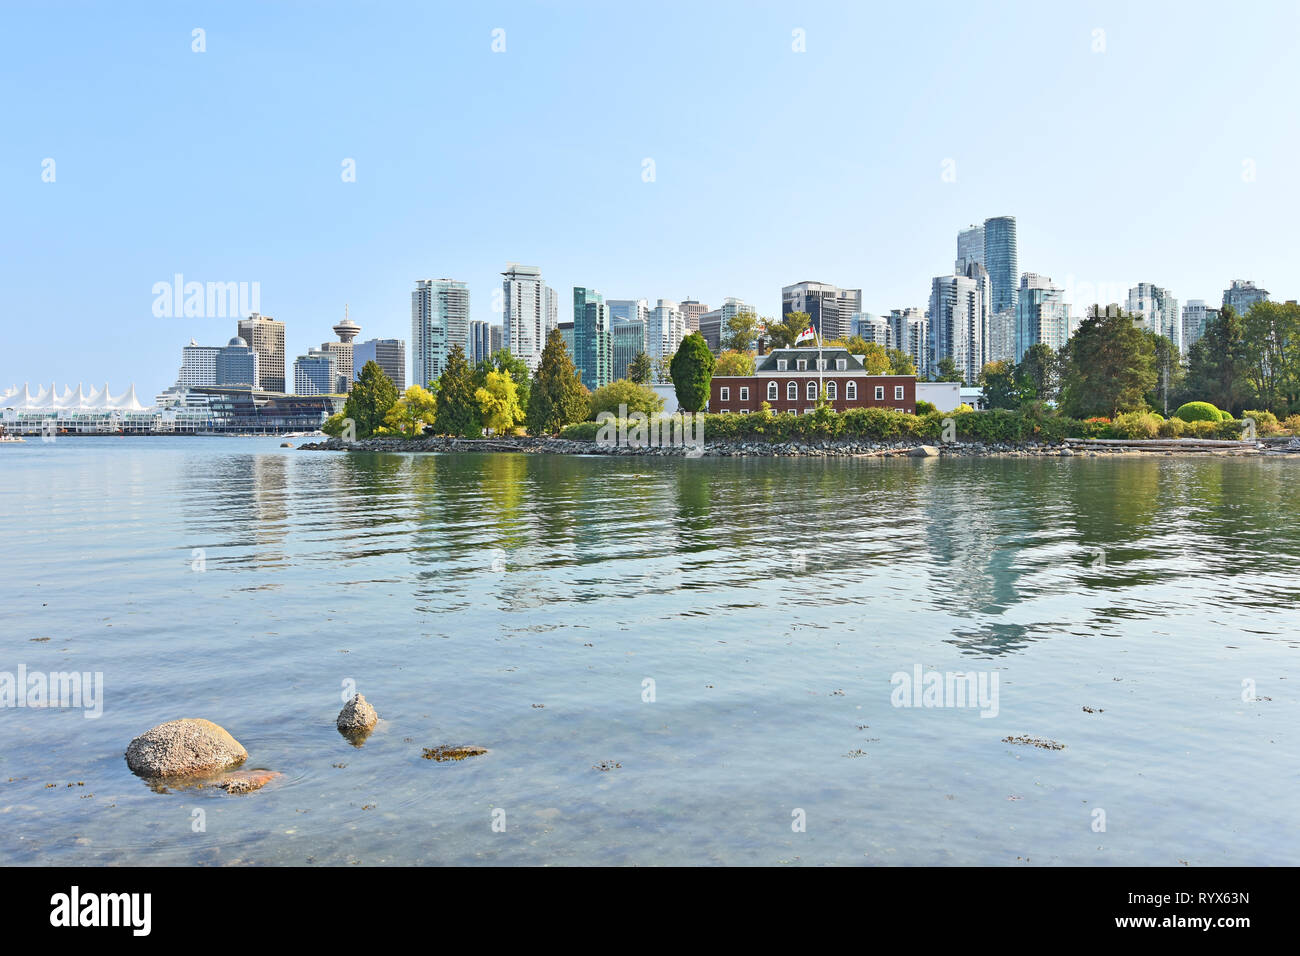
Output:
[777, 359, 787, 371]
[797, 359, 807, 371]
[836, 359, 847, 371]
[817, 359, 827, 371]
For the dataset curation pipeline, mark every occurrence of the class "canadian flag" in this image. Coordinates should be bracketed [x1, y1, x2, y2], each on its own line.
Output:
[795, 325, 817, 345]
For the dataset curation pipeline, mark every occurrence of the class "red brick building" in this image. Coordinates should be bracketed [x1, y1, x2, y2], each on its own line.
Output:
[708, 347, 916, 415]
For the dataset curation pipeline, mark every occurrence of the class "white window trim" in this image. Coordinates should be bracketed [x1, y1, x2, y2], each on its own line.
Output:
[894, 385, 904, 400]
[875, 386, 884, 400]
[836, 359, 847, 371]
[787, 382, 798, 399]
[767, 381, 778, 400]
[739, 386, 749, 401]
[777, 359, 787, 371]
[847, 382, 857, 399]
[720, 386, 730, 401]
[826, 382, 837, 399]
[797, 359, 807, 371]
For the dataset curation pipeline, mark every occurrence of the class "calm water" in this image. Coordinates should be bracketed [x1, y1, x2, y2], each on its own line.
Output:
[1, 437, 1296, 866]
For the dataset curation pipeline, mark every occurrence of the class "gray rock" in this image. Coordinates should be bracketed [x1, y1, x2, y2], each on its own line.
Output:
[909, 445, 940, 458]
[125, 718, 248, 778]
[336, 693, 378, 736]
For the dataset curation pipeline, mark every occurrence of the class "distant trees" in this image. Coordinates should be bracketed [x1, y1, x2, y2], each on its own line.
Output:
[1182, 306, 1253, 416]
[934, 357, 964, 384]
[587, 379, 664, 419]
[721, 310, 761, 352]
[1059, 310, 1156, 418]
[1242, 301, 1300, 413]
[669, 332, 715, 412]
[627, 351, 653, 385]
[765, 311, 811, 349]
[714, 350, 756, 377]
[525, 328, 588, 435]
[342, 360, 399, 438]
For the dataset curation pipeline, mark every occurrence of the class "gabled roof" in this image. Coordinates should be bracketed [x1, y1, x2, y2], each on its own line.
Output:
[755, 347, 864, 372]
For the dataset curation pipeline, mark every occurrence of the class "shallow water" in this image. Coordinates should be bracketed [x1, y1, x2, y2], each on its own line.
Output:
[1, 437, 1295, 865]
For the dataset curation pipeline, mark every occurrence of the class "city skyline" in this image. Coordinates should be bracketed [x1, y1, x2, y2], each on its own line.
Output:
[3, 2, 1298, 395]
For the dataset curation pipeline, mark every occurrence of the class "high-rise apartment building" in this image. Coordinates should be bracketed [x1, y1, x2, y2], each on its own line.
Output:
[698, 297, 754, 352]
[646, 299, 686, 381]
[781, 282, 861, 342]
[849, 313, 892, 349]
[1126, 283, 1180, 348]
[353, 338, 406, 391]
[982, 217, 1019, 320]
[236, 313, 286, 392]
[573, 287, 613, 391]
[1181, 301, 1219, 353]
[612, 318, 647, 380]
[956, 224, 984, 273]
[469, 320, 492, 365]
[502, 263, 558, 372]
[1222, 279, 1268, 317]
[887, 308, 926, 370]
[928, 263, 990, 383]
[1015, 274, 1072, 362]
[411, 279, 470, 387]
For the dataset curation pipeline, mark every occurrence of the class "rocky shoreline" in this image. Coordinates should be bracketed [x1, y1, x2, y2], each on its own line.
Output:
[299, 435, 1300, 458]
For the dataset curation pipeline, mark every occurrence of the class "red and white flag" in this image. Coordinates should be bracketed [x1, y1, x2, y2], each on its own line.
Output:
[795, 325, 816, 345]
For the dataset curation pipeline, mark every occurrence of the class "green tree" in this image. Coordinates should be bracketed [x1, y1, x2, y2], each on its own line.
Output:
[342, 360, 399, 438]
[714, 350, 756, 377]
[525, 328, 589, 435]
[476, 348, 531, 412]
[1059, 310, 1157, 418]
[858, 342, 890, 375]
[587, 379, 664, 419]
[382, 384, 438, 437]
[669, 331, 716, 412]
[431, 344, 481, 437]
[887, 348, 917, 377]
[475, 369, 525, 435]
[1242, 300, 1300, 414]
[934, 357, 964, 384]
[980, 360, 1021, 410]
[766, 312, 811, 349]
[722, 310, 761, 352]
[627, 351, 653, 385]
[1143, 331, 1184, 416]
[1183, 306, 1254, 416]
[1018, 342, 1060, 403]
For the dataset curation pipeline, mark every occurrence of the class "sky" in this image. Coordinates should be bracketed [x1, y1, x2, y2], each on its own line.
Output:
[2, 0, 1298, 397]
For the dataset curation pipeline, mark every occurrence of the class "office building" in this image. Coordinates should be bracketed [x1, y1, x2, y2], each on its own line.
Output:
[956, 224, 984, 273]
[781, 282, 861, 342]
[320, 307, 360, 393]
[1222, 279, 1269, 317]
[612, 318, 647, 380]
[411, 279, 470, 387]
[1015, 274, 1072, 362]
[679, 299, 709, 333]
[294, 348, 338, 396]
[928, 263, 990, 383]
[236, 313, 286, 392]
[353, 338, 406, 392]
[177, 339, 220, 387]
[1181, 301, 1219, 353]
[216, 336, 260, 387]
[572, 287, 613, 390]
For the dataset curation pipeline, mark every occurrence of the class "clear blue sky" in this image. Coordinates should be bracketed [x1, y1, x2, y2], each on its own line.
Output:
[3, 1, 1297, 396]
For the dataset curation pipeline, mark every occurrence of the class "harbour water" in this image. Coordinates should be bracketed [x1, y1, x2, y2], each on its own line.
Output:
[1, 437, 1295, 865]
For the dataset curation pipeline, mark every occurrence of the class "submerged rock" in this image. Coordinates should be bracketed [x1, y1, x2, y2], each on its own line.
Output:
[125, 718, 248, 778]
[336, 694, 378, 738]
[422, 745, 488, 761]
[909, 445, 940, 458]
[1002, 735, 1066, 751]
[211, 769, 283, 794]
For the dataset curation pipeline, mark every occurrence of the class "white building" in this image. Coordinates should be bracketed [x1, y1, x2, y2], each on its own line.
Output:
[646, 299, 686, 381]
[928, 264, 990, 384]
[1181, 300, 1219, 353]
[849, 313, 892, 349]
[502, 263, 558, 372]
[177, 339, 220, 387]
[412, 278, 470, 387]
[1126, 283, 1180, 349]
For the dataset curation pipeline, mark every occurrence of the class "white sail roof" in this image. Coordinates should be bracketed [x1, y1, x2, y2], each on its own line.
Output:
[1, 382, 154, 412]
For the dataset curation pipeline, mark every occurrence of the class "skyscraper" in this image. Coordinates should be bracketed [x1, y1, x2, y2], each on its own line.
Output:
[237, 313, 286, 392]
[612, 318, 647, 380]
[887, 308, 925, 369]
[849, 313, 891, 348]
[353, 338, 406, 391]
[502, 263, 558, 372]
[698, 297, 754, 351]
[411, 279, 470, 387]
[573, 287, 613, 390]
[1181, 301, 1219, 353]
[956, 224, 984, 273]
[646, 299, 686, 381]
[1015, 274, 1072, 362]
[469, 320, 492, 365]
[982, 217, 1018, 318]
[1126, 283, 1180, 347]
[177, 339, 220, 387]
[294, 348, 338, 396]
[679, 300, 708, 333]
[216, 336, 259, 387]
[1222, 279, 1268, 317]
[781, 282, 861, 341]
[929, 263, 990, 383]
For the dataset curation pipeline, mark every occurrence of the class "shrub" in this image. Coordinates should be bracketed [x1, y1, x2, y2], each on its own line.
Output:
[1242, 409, 1281, 435]
[1174, 401, 1225, 423]
[1285, 414, 1300, 436]
[1218, 408, 1235, 422]
[915, 400, 937, 415]
[1111, 411, 1161, 439]
[1157, 417, 1187, 438]
[587, 380, 663, 420]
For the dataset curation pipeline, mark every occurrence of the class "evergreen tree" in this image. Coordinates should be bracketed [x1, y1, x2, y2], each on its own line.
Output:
[525, 328, 589, 435]
[628, 351, 653, 385]
[431, 344, 481, 437]
[1059, 310, 1156, 418]
[1183, 306, 1253, 416]
[669, 331, 716, 412]
[343, 360, 399, 438]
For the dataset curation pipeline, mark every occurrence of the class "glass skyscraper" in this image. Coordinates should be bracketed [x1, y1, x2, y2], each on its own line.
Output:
[572, 287, 613, 391]
[982, 216, 1018, 318]
[411, 279, 470, 387]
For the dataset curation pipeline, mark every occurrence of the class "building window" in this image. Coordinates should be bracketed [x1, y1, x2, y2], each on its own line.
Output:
[804, 408, 814, 415]
[767, 381, 778, 400]
[836, 359, 847, 371]
[875, 385, 884, 400]
[739, 407, 749, 414]
[847, 381, 857, 400]
[826, 381, 837, 400]
[806, 381, 817, 400]
[894, 385, 904, 400]
[797, 359, 807, 371]
[787, 382, 797, 400]
[777, 359, 787, 371]
[720, 408, 729, 414]
[739, 387, 749, 401]
[817, 359, 827, 370]
[720, 386, 729, 401]
[895, 407, 904, 413]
